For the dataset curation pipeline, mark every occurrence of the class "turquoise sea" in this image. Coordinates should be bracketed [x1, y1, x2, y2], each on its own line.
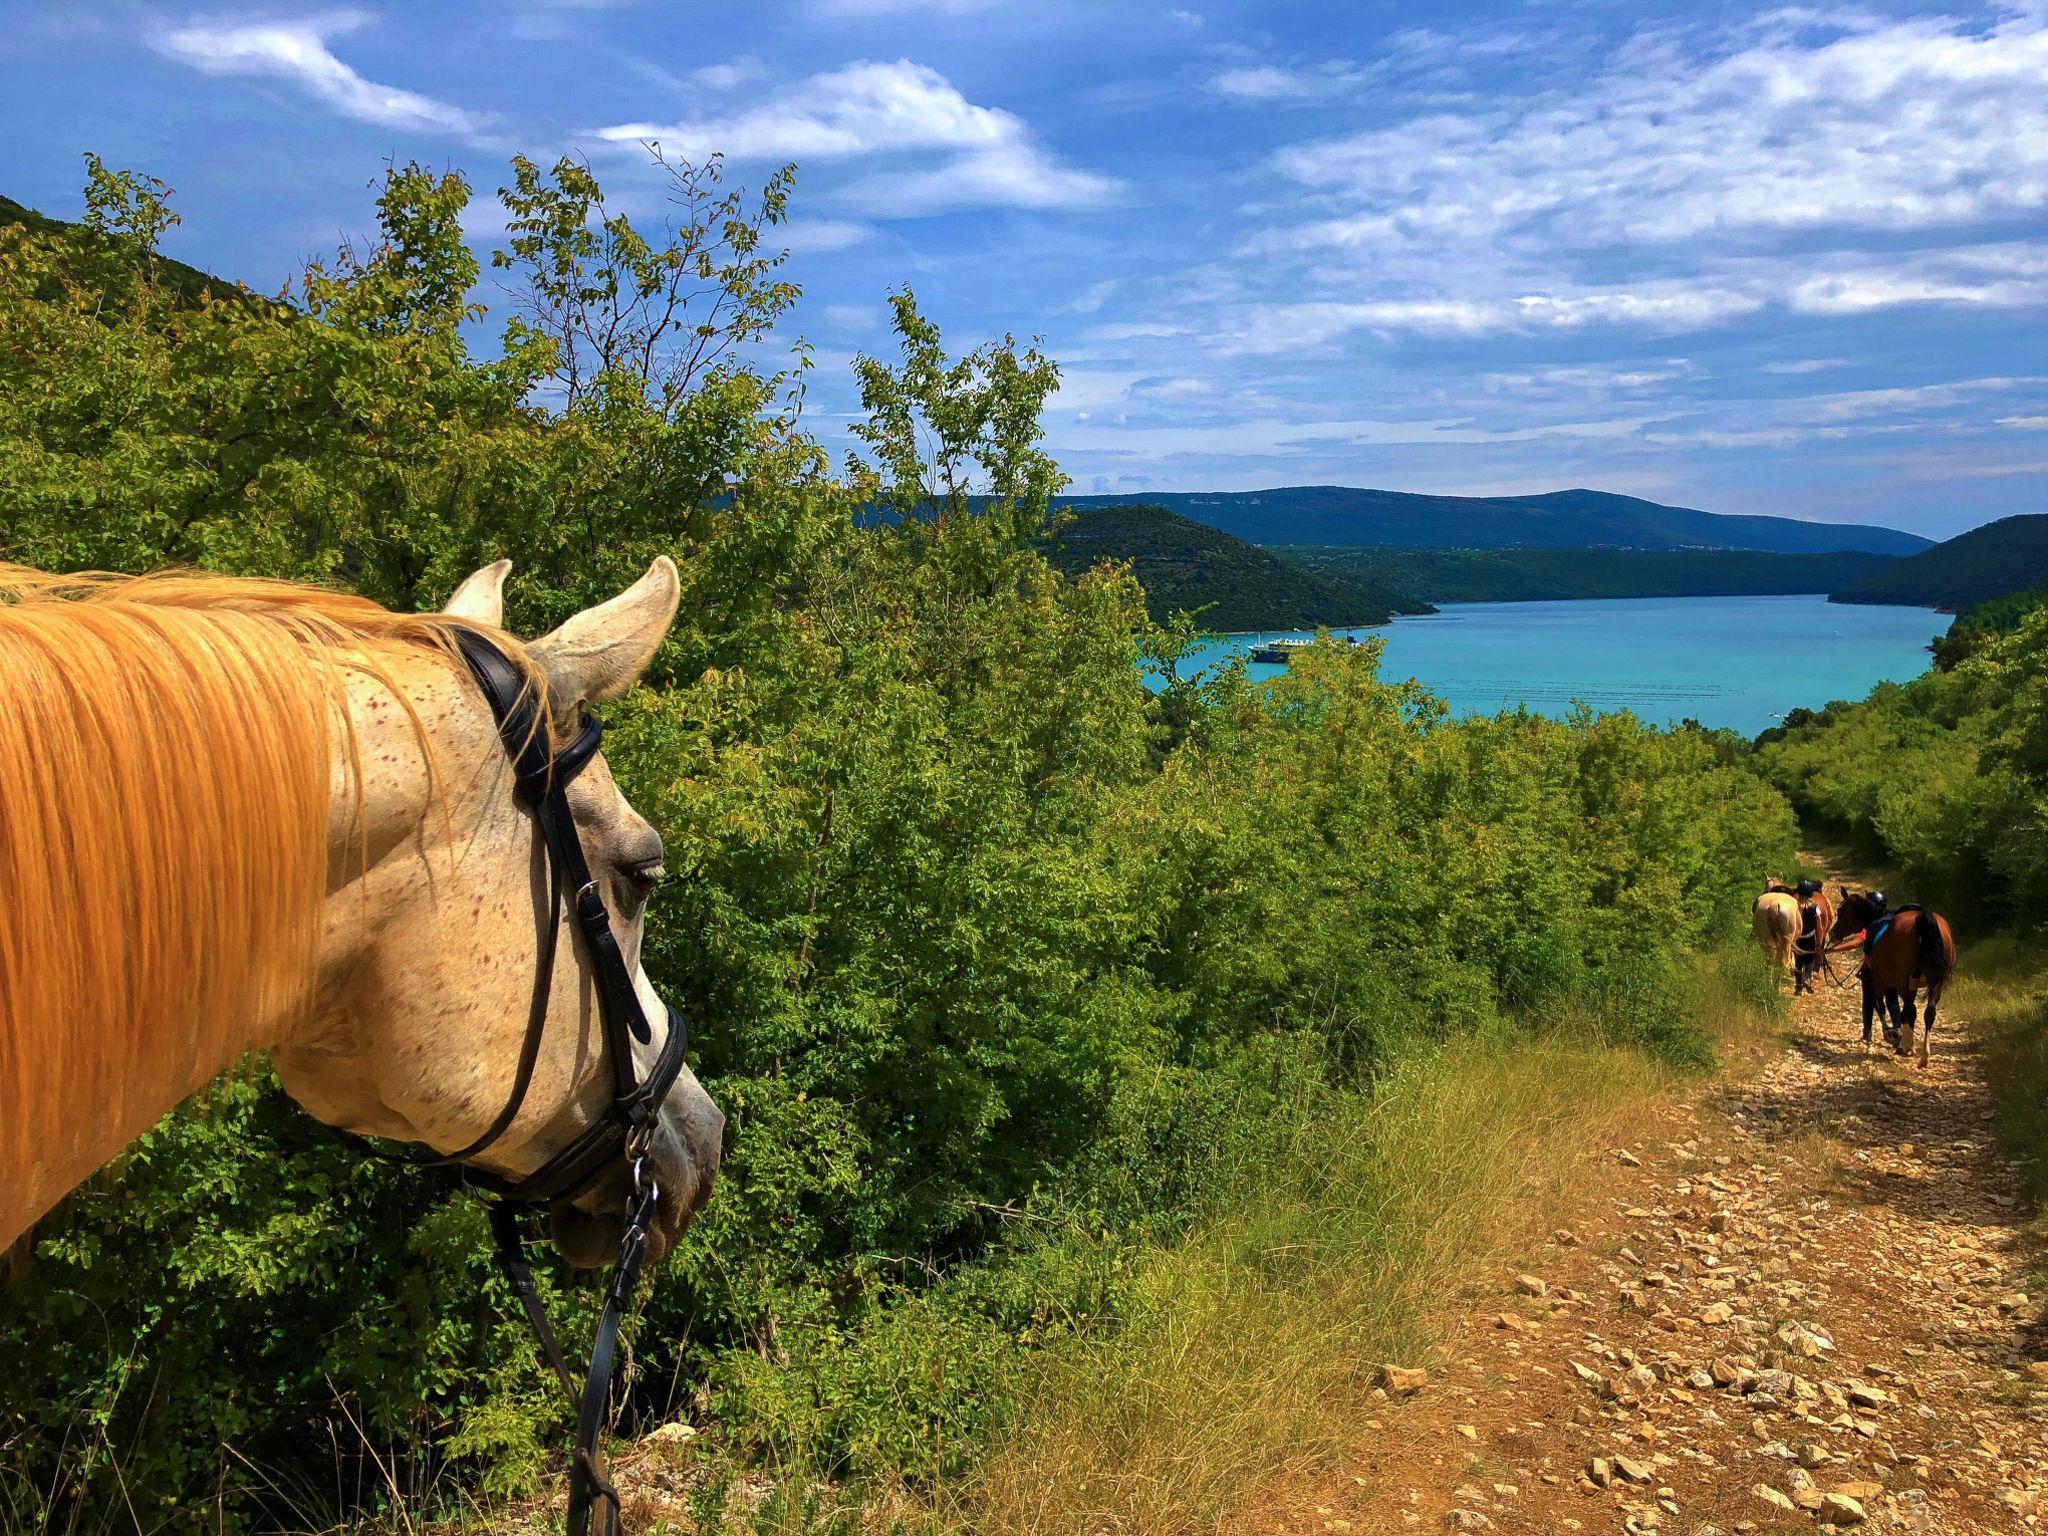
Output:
[1165, 594, 1951, 737]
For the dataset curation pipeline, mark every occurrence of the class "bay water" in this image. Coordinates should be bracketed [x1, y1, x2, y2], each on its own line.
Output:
[1164, 594, 1950, 737]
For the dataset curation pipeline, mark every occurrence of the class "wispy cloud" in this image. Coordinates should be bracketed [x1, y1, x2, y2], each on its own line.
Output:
[783, 217, 876, 252]
[595, 58, 1117, 214]
[1762, 358, 1853, 376]
[153, 12, 494, 141]
[811, 0, 990, 12]
[1245, 9, 2048, 338]
[1212, 285, 1765, 351]
[1207, 65, 1329, 101]
[1285, 12, 2048, 249]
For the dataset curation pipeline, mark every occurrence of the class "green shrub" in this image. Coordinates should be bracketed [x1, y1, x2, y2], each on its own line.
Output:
[1, 156, 1799, 1530]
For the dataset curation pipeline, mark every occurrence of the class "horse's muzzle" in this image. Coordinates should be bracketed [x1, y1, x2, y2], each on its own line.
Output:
[549, 1084, 724, 1269]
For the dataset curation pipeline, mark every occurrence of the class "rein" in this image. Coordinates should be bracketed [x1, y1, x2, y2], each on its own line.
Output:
[439, 628, 689, 1535]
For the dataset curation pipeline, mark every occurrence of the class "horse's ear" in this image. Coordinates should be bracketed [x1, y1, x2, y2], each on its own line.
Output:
[530, 557, 681, 709]
[442, 560, 512, 626]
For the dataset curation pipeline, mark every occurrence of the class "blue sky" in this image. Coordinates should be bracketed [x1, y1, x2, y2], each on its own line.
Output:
[5, 1, 2046, 538]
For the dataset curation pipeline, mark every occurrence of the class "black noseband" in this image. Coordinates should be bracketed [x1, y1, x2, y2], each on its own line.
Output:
[421, 627, 689, 1204]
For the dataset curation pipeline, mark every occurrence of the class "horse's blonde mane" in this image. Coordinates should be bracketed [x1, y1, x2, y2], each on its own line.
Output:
[0, 564, 543, 1237]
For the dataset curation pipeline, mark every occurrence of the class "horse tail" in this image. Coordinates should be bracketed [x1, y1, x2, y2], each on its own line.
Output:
[1917, 910, 1951, 988]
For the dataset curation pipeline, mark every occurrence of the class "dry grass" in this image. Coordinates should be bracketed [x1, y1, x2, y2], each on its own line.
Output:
[915, 1028, 1687, 1536]
[383, 968, 1780, 1536]
[1950, 936, 2048, 1225]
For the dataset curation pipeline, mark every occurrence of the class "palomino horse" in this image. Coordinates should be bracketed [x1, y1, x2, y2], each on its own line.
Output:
[1828, 888, 1958, 1065]
[0, 559, 723, 1262]
[1752, 884, 1800, 979]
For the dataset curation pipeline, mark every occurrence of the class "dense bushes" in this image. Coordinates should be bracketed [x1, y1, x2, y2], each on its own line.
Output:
[1, 158, 1795, 1530]
[1754, 597, 2048, 923]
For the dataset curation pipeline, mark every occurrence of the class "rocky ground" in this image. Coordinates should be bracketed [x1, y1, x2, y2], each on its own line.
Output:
[1280, 886, 2048, 1535]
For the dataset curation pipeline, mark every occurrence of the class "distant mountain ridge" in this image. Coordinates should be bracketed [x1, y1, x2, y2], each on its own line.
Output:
[1057, 486, 1931, 557]
[1283, 547, 1899, 607]
[1043, 505, 1407, 630]
[1832, 514, 2048, 610]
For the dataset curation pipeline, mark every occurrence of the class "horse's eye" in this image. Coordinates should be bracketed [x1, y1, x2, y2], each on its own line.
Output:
[625, 860, 666, 898]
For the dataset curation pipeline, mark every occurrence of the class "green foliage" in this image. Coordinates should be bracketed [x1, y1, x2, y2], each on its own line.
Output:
[1756, 602, 2048, 923]
[1, 155, 1797, 1531]
[1044, 505, 1403, 631]
[1932, 587, 2048, 670]
[1832, 513, 2048, 611]
[1282, 546, 1897, 607]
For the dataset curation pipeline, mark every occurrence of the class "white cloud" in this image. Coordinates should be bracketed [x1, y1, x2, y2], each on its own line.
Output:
[1762, 358, 1853, 375]
[1787, 270, 2048, 315]
[811, 0, 991, 12]
[1483, 363, 1693, 393]
[1208, 66, 1322, 101]
[1083, 321, 1189, 342]
[1244, 10, 2048, 340]
[1063, 278, 1120, 314]
[1782, 376, 2041, 423]
[688, 58, 764, 92]
[1275, 14, 2048, 251]
[1214, 284, 1764, 350]
[1998, 416, 2048, 431]
[153, 12, 493, 141]
[783, 218, 876, 252]
[1048, 410, 1663, 459]
[838, 139, 1119, 215]
[1929, 460, 2048, 479]
[818, 302, 885, 331]
[594, 58, 1117, 214]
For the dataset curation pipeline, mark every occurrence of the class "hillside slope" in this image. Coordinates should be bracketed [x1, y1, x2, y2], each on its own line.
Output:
[1043, 504, 1410, 630]
[1283, 547, 1898, 605]
[1058, 486, 1929, 556]
[1, 191, 273, 310]
[1832, 513, 2048, 610]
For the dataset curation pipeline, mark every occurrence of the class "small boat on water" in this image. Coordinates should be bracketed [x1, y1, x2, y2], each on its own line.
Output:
[1249, 636, 1364, 665]
[1250, 639, 1314, 664]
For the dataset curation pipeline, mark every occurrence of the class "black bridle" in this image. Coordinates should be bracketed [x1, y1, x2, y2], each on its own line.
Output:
[437, 627, 690, 1536]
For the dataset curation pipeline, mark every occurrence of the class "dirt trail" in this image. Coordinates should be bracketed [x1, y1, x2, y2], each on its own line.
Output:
[1286, 869, 2048, 1535]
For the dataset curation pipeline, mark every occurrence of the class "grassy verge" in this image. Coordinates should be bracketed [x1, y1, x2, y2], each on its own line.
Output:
[919, 1029, 1673, 1536]
[1950, 937, 2048, 1221]
[788, 953, 1774, 1536]
[378, 954, 1782, 1536]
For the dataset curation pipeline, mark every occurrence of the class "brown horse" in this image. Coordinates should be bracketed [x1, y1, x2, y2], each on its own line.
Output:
[1793, 885, 1835, 996]
[1828, 888, 1957, 1065]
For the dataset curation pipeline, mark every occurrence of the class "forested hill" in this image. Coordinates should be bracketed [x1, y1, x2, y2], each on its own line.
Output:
[1043, 504, 1412, 630]
[1831, 513, 2048, 610]
[0, 191, 267, 310]
[1057, 486, 1930, 556]
[1282, 547, 1898, 606]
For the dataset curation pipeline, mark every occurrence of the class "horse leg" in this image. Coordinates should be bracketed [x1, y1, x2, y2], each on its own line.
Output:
[1860, 977, 1878, 1049]
[1895, 989, 1918, 1058]
[1888, 989, 1912, 1053]
[1920, 983, 1941, 1068]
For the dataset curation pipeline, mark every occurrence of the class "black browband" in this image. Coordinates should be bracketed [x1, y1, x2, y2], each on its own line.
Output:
[438, 627, 691, 1536]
